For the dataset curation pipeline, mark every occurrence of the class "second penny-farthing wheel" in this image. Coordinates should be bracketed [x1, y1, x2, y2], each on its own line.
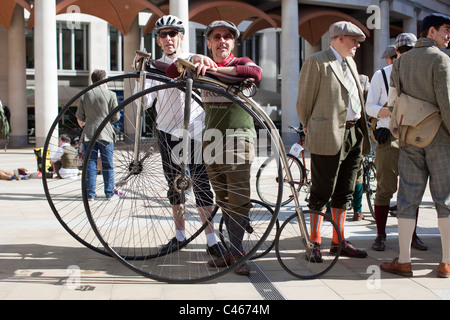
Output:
[82, 56, 284, 283]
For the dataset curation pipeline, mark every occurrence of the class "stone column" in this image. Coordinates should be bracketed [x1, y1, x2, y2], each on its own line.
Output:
[34, 0, 58, 148]
[170, 0, 190, 53]
[281, 0, 299, 146]
[8, 5, 28, 147]
[373, 0, 390, 72]
[123, 18, 140, 138]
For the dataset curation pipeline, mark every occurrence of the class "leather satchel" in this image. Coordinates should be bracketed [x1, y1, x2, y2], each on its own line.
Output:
[389, 57, 442, 148]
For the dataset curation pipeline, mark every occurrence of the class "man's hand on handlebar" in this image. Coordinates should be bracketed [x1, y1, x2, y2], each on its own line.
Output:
[191, 54, 218, 76]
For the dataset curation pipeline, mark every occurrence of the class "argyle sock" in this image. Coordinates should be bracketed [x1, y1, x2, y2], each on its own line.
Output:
[331, 207, 347, 244]
[374, 205, 390, 236]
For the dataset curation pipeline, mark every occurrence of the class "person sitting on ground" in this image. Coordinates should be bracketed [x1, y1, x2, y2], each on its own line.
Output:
[50, 134, 79, 179]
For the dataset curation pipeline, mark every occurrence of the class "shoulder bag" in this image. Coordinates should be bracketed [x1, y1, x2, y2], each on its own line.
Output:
[389, 57, 442, 148]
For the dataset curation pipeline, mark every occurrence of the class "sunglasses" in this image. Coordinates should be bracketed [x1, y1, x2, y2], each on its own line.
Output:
[158, 30, 179, 38]
[211, 33, 234, 41]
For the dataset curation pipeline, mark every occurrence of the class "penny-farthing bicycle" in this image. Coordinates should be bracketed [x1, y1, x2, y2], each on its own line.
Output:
[81, 53, 283, 283]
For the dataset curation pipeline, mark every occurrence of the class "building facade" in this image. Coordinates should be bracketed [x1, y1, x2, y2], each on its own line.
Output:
[0, 0, 449, 148]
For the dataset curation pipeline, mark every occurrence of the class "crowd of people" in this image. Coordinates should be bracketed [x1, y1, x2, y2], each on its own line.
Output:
[12, 12, 447, 279]
[296, 13, 449, 278]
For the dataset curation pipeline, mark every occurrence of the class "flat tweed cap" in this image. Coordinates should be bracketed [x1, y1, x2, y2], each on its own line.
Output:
[381, 45, 396, 58]
[329, 21, 366, 42]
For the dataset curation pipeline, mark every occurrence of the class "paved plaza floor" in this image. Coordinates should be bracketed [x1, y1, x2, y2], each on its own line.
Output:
[0, 147, 449, 301]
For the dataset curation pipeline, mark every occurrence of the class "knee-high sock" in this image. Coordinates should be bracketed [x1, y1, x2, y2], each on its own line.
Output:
[438, 217, 450, 265]
[310, 211, 324, 244]
[331, 207, 346, 244]
[398, 218, 416, 264]
[374, 205, 389, 236]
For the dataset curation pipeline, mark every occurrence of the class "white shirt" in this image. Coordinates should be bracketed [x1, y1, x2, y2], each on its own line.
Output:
[366, 65, 392, 129]
[330, 46, 360, 121]
[134, 52, 205, 141]
[51, 143, 79, 179]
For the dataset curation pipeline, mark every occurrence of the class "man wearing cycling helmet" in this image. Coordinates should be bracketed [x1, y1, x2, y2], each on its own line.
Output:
[136, 15, 226, 258]
[167, 20, 262, 276]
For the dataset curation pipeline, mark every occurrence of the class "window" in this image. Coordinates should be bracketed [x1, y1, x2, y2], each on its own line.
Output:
[196, 30, 207, 55]
[239, 34, 261, 66]
[109, 26, 123, 71]
[25, 25, 34, 69]
[56, 22, 89, 71]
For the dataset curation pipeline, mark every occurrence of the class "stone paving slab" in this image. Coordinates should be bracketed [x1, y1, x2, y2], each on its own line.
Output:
[0, 148, 448, 301]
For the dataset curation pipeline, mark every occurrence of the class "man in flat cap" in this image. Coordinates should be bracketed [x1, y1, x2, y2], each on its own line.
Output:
[381, 13, 450, 278]
[296, 21, 370, 260]
[381, 45, 397, 66]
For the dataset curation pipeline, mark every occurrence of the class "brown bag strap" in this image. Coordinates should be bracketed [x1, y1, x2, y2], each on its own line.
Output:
[395, 55, 403, 97]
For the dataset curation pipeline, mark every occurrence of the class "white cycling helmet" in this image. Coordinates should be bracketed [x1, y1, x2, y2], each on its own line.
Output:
[154, 15, 185, 35]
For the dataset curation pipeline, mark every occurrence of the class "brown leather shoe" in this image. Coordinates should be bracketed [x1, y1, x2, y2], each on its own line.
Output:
[331, 240, 367, 258]
[411, 235, 428, 251]
[207, 252, 250, 276]
[208, 251, 234, 268]
[380, 258, 413, 277]
[372, 234, 386, 251]
[352, 212, 364, 221]
[234, 262, 251, 276]
[438, 263, 450, 278]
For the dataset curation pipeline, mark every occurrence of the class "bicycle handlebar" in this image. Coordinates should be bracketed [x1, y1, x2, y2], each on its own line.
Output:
[176, 58, 255, 85]
[288, 125, 304, 134]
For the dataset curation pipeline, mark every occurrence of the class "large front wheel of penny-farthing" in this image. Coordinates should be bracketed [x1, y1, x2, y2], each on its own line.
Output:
[83, 80, 283, 283]
[42, 72, 170, 256]
[275, 210, 341, 279]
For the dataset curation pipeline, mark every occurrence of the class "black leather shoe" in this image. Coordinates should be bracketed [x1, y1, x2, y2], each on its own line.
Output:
[206, 242, 227, 257]
[160, 237, 185, 254]
[411, 235, 428, 251]
[331, 240, 367, 258]
[372, 234, 386, 251]
[305, 242, 322, 263]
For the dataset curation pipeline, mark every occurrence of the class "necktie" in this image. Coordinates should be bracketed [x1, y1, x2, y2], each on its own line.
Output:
[341, 59, 361, 115]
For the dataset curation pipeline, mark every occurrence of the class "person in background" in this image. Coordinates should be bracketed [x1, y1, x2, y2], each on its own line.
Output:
[50, 134, 78, 179]
[76, 69, 119, 201]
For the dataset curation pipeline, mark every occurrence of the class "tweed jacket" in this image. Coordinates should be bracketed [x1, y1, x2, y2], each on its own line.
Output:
[296, 48, 370, 156]
[76, 86, 119, 142]
[389, 37, 450, 141]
